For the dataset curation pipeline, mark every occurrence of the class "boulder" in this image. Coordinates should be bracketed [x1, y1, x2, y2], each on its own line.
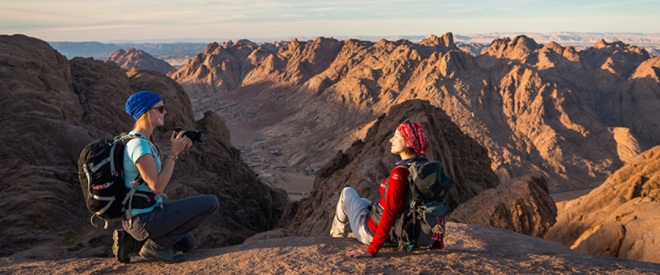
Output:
[449, 173, 557, 237]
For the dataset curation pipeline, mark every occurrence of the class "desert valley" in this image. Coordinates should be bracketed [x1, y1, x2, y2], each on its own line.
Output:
[0, 32, 659, 273]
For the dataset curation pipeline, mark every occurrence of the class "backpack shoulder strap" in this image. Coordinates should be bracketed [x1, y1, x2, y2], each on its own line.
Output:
[123, 132, 161, 159]
[119, 132, 142, 144]
[406, 160, 428, 202]
[408, 162, 420, 182]
[117, 133, 148, 189]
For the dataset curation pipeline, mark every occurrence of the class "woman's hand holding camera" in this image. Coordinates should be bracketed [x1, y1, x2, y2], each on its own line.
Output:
[170, 130, 192, 157]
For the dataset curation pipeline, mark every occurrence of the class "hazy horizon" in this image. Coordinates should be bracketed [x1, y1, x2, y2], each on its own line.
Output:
[41, 32, 660, 45]
[1, 0, 659, 42]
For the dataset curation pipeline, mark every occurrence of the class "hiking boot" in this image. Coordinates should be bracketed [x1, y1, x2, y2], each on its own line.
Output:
[330, 215, 350, 238]
[172, 234, 195, 253]
[112, 229, 135, 263]
[132, 240, 146, 254]
[139, 239, 185, 264]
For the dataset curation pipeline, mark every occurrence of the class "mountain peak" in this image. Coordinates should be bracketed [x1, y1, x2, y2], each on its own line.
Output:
[104, 47, 174, 75]
[236, 39, 255, 46]
[420, 32, 457, 50]
[289, 38, 301, 48]
[594, 39, 609, 48]
[512, 35, 539, 49]
[221, 40, 234, 48]
[482, 35, 540, 62]
[203, 42, 220, 54]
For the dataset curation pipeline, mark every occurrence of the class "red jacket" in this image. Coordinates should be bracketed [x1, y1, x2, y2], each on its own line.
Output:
[366, 166, 410, 256]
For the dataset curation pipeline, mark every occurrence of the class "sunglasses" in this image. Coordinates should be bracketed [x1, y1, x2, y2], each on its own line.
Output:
[151, 105, 167, 113]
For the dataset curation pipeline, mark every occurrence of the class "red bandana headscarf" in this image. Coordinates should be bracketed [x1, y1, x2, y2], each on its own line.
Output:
[396, 121, 430, 156]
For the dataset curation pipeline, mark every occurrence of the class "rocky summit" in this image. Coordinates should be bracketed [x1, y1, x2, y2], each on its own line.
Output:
[0, 34, 287, 259]
[171, 32, 660, 193]
[3, 223, 660, 274]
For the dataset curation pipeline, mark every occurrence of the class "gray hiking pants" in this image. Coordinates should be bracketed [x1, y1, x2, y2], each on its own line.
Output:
[331, 187, 374, 245]
[123, 194, 219, 249]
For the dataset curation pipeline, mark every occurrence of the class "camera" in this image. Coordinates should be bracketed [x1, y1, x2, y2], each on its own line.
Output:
[174, 127, 203, 142]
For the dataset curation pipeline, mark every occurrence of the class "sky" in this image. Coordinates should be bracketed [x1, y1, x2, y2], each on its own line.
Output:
[1, 0, 659, 42]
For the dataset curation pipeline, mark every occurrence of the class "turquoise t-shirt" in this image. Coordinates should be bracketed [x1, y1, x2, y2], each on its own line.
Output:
[123, 132, 163, 215]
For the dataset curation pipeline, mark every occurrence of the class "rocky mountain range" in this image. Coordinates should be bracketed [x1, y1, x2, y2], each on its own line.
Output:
[48, 32, 660, 61]
[1, 33, 659, 267]
[0, 34, 287, 259]
[104, 48, 175, 75]
[170, 32, 660, 194]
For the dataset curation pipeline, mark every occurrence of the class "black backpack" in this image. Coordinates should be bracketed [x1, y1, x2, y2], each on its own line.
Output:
[390, 160, 453, 250]
[78, 134, 139, 229]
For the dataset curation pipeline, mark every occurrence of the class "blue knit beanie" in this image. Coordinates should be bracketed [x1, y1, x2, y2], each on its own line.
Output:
[125, 91, 162, 120]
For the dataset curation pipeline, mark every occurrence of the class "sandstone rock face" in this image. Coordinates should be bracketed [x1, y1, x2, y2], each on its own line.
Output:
[449, 173, 557, 237]
[545, 146, 660, 264]
[282, 100, 499, 236]
[171, 33, 660, 193]
[0, 35, 287, 259]
[104, 48, 175, 75]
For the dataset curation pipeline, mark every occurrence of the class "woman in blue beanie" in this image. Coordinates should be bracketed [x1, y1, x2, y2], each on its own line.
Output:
[113, 91, 219, 264]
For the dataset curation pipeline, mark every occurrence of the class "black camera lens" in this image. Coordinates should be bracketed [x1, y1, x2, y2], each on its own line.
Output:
[183, 130, 202, 142]
[174, 127, 203, 142]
